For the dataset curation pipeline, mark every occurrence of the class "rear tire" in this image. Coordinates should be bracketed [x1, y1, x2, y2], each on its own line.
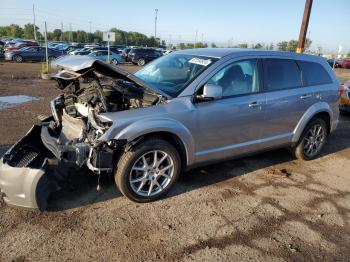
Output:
[294, 117, 328, 160]
[137, 58, 146, 66]
[13, 55, 23, 63]
[115, 138, 181, 203]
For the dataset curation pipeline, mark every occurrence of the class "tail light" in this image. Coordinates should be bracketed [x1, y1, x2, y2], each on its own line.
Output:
[338, 85, 346, 96]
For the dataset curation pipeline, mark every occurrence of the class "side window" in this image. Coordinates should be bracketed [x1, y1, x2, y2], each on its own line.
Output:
[263, 59, 301, 91]
[208, 59, 260, 97]
[298, 61, 332, 86]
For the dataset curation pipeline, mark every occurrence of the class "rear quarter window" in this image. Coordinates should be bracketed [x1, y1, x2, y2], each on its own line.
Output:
[263, 59, 302, 91]
[298, 61, 333, 86]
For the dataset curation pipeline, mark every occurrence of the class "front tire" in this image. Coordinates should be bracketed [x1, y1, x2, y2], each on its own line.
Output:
[115, 138, 181, 202]
[137, 58, 146, 66]
[294, 117, 328, 160]
[111, 58, 118, 65]
[13, 55, 23, 63]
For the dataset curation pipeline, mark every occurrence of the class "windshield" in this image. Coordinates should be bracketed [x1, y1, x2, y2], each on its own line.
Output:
[134, 53, 217, 97]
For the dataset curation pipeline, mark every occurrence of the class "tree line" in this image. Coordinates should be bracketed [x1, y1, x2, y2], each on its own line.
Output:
[0, 23, 163, 47]
[1, 23, 314, 52]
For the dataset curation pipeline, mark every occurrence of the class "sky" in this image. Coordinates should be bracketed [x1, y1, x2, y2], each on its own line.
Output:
[1, 0, 349, 53]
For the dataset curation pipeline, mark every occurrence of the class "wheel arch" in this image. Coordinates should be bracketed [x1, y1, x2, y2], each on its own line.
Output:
[292, 102, 333, 144]
[112, 118, 196, 168]
[129, 131, 188, 172]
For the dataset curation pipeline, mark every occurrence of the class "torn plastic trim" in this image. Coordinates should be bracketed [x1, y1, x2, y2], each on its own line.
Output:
[0, 124, 61, 210]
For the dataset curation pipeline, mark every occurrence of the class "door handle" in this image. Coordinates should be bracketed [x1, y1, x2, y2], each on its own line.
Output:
[300, 94, 312, 99]
[248, 101, 263, 108]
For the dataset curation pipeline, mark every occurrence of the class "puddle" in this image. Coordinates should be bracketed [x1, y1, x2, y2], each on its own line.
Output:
[0, 95, 40, 110]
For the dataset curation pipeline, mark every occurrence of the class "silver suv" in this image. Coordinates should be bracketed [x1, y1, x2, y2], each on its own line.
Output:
[0, 49, 339, 209]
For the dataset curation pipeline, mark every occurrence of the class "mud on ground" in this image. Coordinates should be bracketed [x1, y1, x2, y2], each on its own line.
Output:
[0, 62, 349, 261]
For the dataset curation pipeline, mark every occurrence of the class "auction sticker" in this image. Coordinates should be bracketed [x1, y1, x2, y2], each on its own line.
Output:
[189, 58, 212, 66]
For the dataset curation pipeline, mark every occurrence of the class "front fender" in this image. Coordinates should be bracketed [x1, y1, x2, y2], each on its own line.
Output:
[113, 118, 195, 166]
[292, 101, 337, 143]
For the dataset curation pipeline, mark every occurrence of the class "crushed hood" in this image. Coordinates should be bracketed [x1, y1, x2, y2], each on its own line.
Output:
[51, 56, 170, 98]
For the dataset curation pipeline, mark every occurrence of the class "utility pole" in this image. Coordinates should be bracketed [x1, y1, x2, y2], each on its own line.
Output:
[296, 0, 313, 53]
[69, 23, 73, 42]
[154, 9, 158, 47]
[33, 4, 37, 40]
[89, 21, 92, 43]
[194, 30, 198, 48]
[44, 21, 49, 70]
[61, 22, 63, 42]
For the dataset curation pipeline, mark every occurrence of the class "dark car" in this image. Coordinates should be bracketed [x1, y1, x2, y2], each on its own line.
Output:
[4, 46, 64, 63]
[327, 59, 340, 68]
[127, 48, 162, 66]
[110, 45, 126, 51]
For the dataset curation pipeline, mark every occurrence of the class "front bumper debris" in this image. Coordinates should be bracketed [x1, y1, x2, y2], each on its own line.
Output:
[0, 125, 61, 210]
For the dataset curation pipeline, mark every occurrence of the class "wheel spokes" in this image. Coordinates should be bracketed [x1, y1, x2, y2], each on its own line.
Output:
[129, 150, 174, 197]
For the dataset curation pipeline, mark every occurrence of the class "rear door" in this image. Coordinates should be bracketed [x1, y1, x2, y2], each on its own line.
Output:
[262, 58, 315, 143]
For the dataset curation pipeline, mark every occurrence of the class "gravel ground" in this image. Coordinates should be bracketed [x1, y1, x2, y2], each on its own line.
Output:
[0, 62, 350, 262]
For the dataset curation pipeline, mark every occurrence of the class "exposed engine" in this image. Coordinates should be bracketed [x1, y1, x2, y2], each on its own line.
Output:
[44, 69, 164, 171]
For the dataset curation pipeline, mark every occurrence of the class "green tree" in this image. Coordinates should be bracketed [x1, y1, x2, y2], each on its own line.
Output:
[23, 23, 40, 39]
[277, 41, 288, 51]
[253, 43, 263, 49]
[52, 29, 62, 41]
[235, 43, 248, 48]
[211, 43, 217, 48]
[286, 40, 298, 52]
[9, 24, 24, 38]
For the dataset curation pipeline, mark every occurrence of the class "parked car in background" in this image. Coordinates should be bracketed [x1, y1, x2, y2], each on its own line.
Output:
[338, 59, 350, 69]
[4, 41, 39, 51]
[4, 46, 64, 62]
[69, 47, 93, 55]
[339, 80, 350, 113]
[327, 59, 340, 68]
[0, 49, 340, 208]
[88, 50, 123, 64]
[84, 44, 102, 48]
[110, 45, 126, 52]
[127, 48, 162, 66]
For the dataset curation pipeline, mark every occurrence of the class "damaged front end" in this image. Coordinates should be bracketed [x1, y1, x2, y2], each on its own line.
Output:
[0, 56, 165, 209]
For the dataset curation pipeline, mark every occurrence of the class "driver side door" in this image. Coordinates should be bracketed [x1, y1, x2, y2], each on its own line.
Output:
[193, 58, 268, 163]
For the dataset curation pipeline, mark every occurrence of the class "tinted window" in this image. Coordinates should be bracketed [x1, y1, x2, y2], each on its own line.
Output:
[298, 61, 332, 86]
[263, 59, 301, 91]
[208, 59, 260, 97]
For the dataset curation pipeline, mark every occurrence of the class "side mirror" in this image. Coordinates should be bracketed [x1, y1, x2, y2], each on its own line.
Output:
[196, 83, 223, 102]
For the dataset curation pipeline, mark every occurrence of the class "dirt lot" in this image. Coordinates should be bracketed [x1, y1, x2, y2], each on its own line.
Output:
[0, 62, 350, 262]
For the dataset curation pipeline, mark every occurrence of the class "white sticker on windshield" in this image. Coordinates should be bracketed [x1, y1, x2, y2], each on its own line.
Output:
[188, 58, 212, 66]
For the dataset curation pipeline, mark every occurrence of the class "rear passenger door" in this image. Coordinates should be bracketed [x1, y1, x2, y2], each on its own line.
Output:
[262, 58, 315, 142]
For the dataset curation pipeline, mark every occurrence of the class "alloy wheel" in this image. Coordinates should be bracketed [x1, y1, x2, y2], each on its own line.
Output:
[14, 55, 22, 63]
[303, 124, 325, 158]
[138, 59, 145, 66]
[129, 150, 174, 197]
